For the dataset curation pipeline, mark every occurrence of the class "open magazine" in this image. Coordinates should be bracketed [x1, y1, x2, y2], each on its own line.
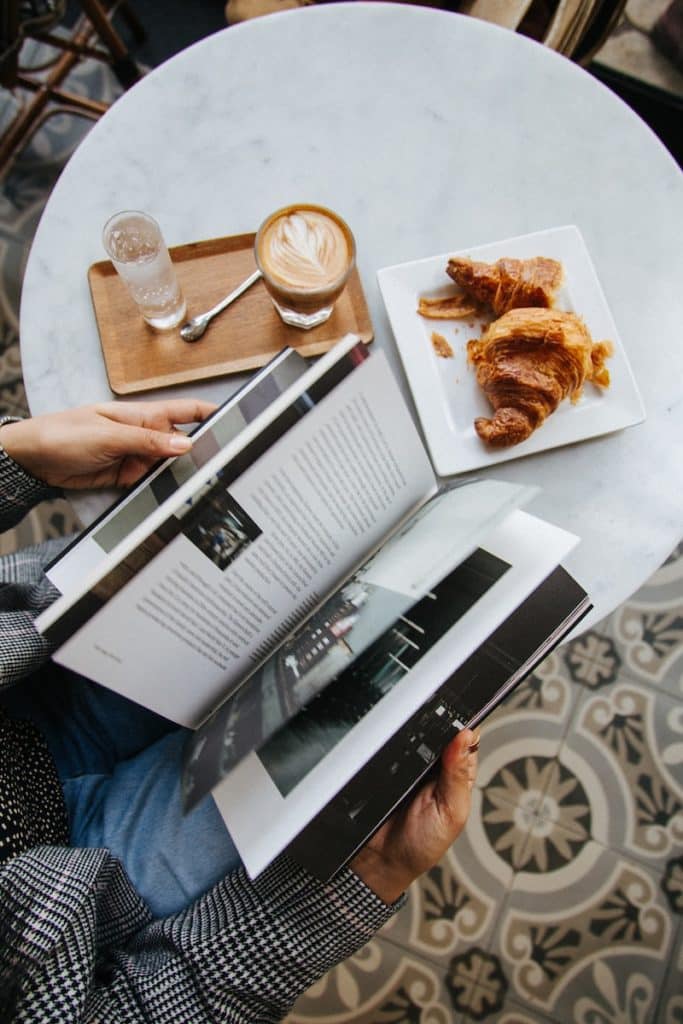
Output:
[37, 334, 590, 879]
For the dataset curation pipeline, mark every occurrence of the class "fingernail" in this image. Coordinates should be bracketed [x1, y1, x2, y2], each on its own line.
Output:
[169, 434, 192, 452]
[461, 730, 476, 756]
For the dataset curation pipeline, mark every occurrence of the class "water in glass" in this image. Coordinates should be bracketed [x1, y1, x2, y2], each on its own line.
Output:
[103, 212, 186, 330]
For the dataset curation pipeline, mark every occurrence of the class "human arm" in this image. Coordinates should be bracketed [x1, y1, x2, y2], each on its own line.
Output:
[0, 399, 216, 491]
[1, 732, 478, 1021]
[0, 417, 62, 534]
[0, 400, 215, 688]
[1, 847, 399, 1023]
[0, 444, 69, 688]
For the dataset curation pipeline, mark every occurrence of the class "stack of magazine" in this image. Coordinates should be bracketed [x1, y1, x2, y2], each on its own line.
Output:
[38, 335, 590, 881]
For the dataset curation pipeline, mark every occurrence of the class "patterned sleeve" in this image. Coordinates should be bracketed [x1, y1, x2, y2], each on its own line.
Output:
[0, 419, 60, 533]
[2, 847, 405, 1022]
[0, 433, 68, 689]
[111, 858, 404, 1022]
[0, 429, 407, 1021]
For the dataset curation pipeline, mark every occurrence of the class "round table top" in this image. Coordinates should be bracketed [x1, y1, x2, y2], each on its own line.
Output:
[20, 2, 683, 630]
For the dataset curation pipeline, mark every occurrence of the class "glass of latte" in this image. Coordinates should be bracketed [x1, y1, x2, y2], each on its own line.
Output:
[254, 204, 356, 329]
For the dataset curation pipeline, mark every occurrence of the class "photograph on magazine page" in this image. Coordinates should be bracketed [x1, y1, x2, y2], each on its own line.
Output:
[183, 546, 508, 806]
[256, 548, 508, 796]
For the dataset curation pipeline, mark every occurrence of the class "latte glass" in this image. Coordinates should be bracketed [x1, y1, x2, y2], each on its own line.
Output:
[254, 204, 356, 329]
[102, 211, 187, 330]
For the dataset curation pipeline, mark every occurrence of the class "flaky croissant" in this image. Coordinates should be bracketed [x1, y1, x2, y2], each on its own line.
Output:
[447, 256, 563, 316]
[467, 307, 613, 447]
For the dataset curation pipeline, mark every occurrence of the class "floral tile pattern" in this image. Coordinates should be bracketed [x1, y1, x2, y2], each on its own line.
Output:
[382, 791, 510, 969]
[483, 755, 592, 875]
[446, 947, 509, 1022]
[484, 650, 581, 738]
[1, 27, 682, 1024]
[495, 844, 673, 1020]
[462, 1001, 557, 1023]
[608, 545, 683, 702]
[288, 575, 681, 1022]
[562, 679, 683, 871]
[657, 918, 683, 1023]
[288, 937, 467, 1024]
[562, 628, 623, 691]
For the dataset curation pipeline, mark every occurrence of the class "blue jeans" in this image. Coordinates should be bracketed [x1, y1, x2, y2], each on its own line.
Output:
[1, 666, 240, 918]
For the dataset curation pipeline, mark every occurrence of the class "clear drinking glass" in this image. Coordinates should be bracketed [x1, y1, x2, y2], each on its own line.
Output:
[102, 211, 187, 330]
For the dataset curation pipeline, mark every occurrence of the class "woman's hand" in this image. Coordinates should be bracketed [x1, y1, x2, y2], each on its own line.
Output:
[0, 400, 216, 490]
[350, 728, 479, 904]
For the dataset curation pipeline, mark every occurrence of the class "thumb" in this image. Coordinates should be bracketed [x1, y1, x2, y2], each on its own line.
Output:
[435, 729, 475, 818]
[106, 422, 193, 460]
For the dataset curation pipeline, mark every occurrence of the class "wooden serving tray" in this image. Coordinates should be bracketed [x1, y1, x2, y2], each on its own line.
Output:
[88, 231, 374, 395]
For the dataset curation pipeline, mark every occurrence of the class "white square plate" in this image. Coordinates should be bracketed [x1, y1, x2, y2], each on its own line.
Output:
[377, 225, 645, 476]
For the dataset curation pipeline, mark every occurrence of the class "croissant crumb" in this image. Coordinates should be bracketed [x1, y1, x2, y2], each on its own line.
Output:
[430, 332, 454, 358]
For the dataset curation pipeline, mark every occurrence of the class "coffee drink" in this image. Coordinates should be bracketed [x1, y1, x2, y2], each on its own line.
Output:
[258, 207, 351, 291]
[255, 204, 355, 329]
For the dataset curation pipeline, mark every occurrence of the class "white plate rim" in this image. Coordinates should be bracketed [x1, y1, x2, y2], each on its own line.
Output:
[378, 225, 645, 476]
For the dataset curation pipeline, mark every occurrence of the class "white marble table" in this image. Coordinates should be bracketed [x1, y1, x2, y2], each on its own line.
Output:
[20, 2, 683, 630]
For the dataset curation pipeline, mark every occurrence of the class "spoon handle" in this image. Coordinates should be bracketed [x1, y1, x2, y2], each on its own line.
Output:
[204, 269, 262, 320]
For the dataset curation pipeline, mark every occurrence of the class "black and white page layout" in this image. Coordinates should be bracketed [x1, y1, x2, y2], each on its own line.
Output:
[182, 478, 536, 811]
[288, 562, 590, 883]
[211, 509, 580, 878]
[37, 341, 435, 728]
[47, 348, 309, 594]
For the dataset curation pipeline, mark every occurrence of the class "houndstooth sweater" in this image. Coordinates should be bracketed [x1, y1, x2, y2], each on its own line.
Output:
[0, 446, 401, 1023]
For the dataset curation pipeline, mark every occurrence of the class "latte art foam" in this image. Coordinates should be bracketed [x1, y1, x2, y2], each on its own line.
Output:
[259, 210, 351, 291]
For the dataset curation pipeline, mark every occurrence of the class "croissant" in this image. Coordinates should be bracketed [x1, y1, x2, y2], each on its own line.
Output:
[447, 256, 563, 316]
[467, 307, 613, 447]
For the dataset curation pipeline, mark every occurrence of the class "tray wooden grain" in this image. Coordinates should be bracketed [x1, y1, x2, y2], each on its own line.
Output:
[88, 232, 374, 395]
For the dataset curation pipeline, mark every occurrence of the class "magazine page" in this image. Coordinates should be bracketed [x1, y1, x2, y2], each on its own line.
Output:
[182, 478, 538, 811]
[211, 509, 580, 878]
[288, 565, 590, 882]
[48, 348, 309, 594]
[38, 345, 436, 727]
[38, 334, 367, 639]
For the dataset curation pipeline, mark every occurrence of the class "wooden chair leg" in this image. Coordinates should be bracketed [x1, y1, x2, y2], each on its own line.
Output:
[115, 0, 147, 45]
[0, 16, 105, 178]
[0, 0, 141, 177]
[77, 0, 142, 87]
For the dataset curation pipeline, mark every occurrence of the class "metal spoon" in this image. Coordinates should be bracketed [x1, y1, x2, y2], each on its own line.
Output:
[180, 269, 262, 342]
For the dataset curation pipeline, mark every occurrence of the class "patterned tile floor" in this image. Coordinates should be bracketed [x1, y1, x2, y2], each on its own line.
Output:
[1, 15, 681, 1023]
[288, 546, 683, 1022]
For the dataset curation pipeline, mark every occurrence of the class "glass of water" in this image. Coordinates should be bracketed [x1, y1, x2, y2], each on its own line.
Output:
[102, 211, 186, 330]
